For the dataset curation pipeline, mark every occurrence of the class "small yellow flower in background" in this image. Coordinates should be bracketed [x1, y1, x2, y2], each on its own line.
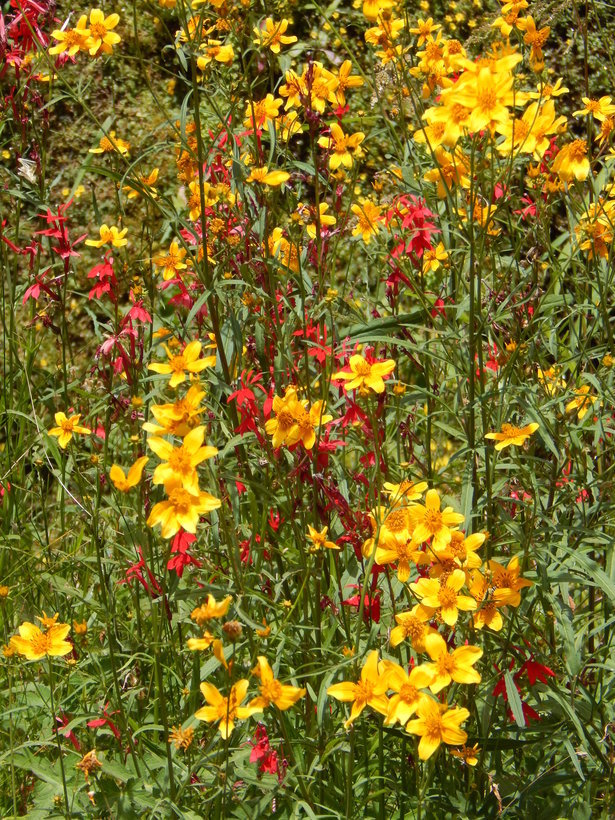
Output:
[49, 15, 90, 56]
[148, 340, 215, 388]
[304, 202, 336, 239]
[245, 166, 290, 186]
[197, 40, 234, 69]
[351, 200, 383, 243]
[76, 750, 103, 782]
[410, 488, 465, 549]
[123, 167, 159, 199]
[85, 224, 128, 249]
[411, 569, 477, 627]
[565, 385, 599, 420]
[406, 698, 469, 760]
[10, 619, 72, 660]
[327, 650, 389, 728]
[191, 594, 232, 625]
[410, 17, 441, 45]
[146, 478, 221, 538]
[573, 96, 615, 121]
[422, 632, 482, 693]
[489, 556, 533, 606]
[383, 478, 428, 506]
[87, 9, 121, 56]
[89, 131, 130, 156]
[422, 242, 449, 273]
[73, 620, 88, 636]
[551, 140, 590, 183]
[249, 656, 306, 710]
[244, 94, 283, 130]
[194, 679, 261, 738]
[332, 354, 395, 394]
[38, 611, 59, 628]
[186, 630, 215, 651]
[334, 60, 364, 106]
[169, 725, 194, 750]
[153, 240, 188, 281]
[252, 18, 297, 53]
[537, 366, 565, 395]
[603, 354, 614, 367]
[256, 619, 271, 638]
[449, 743, 480, 765]
[48, 411, 91, 449]
[109, 456, 148, 492]
[318, 123, 365, 170]
[485, 422, 539, 450]
[148, 426, 217, 491]
[307, 525, 340, 552]
[0, 585, 9, 598]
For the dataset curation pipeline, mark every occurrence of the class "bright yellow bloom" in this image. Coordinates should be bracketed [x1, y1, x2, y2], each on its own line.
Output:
[195, 680, 261, 738]
[148, 340, 215, 388]
[422, 242, 448, 273]
[422, 633, 482, 693]
[332, 354, 395, 393]
[123, 167, 159, 199]
[318, 123, 364, 170]
[245, 166, 290, 186]
[409, 489, 464, 549]
[191, 594, 232, 625]
[496, 100, 566, 160]
[89, 130, 130, 156]
[85, 224, 127, 249]
[375, 533, 423, 583]
[49, 15, 90, 56]
[87, 9, 121, 56]
[109, 456, 148, 492]
[565, 385, 599, 420]
[197, 39, 234, 69]
[574, 96, 615, 121]
[334, 60, 364, 106]
[383, 479, 428, 506]
[48, 412, 91, 449]
[186, 631, 215, 651]
[265, 387, 331, 449]
[537, 366, 565, 396]
[146, 478, 220, 538]
[351, 201, 384, 243]
[153, 241, 188, 280]
[424, 146, 470, 199]
[148, 426, 217, 491]
[489, 556, 533, 607]
[305, 203, 336, 239]
[390, 605, 436, 651]
[144, 386, 205, 438]
[444, 66, 515, 132]
[383, 663, 433, 726]
[249, 656, 306, 710]
[362, 0, 395, 22]
[252, 18, 297, 53]
[485, 422, 539, 450]
[436, 529, 485, 569]
[307, 525, 339, 552]
[10, 620, 72, 660]
[244, 94, 283, 130]
[411, 569, 476, 627]
[406, 698, 469, 760]
[551, 140, 590, 183]
[449, 743, 480, 765]
[470, 570, 505, 632]
[327, 650, 389, 728]
[410, 17, 441, 45]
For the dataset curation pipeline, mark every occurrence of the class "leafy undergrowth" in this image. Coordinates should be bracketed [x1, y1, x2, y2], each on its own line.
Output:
[1, 0, 615, 817]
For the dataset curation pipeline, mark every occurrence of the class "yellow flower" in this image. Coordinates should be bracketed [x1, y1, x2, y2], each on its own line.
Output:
[489, 556, 533, 607]
[146, 478, 221, 538]
[169, 726, 194, 750]
[49, 15, 90, 56]
[148, 340, 216, 388]
[148, 426, 217, 491]
[351, 201, 383, 243]
[10, 620, 72, 660]
[245, 166, 290, 186]
[334, 60, 364, 106]
[252, 18, 297, 53]
[109, 456, 148, 492]
[249, 656, 306, 710]
[390, 605, 436, 651]
[327, 650, 390, 728]
[48, 412, 91, 449]
[410, 569, 477, 627]
[332, 354, 395, 393]
[244, 94, 283, 130]
[383, 663, 433, 726]
[89, 130, 130, 156]
[153, 241, 188, 280]
[383, 478, 428, 506]
[375, 532, 423, 583]
[551, 140, 590, 183]
[305, 202, 336, 238]
[422, 632, 482, 693]
[191, 594, 232, 624]
[307, 525, 340, 552]
[422, 242, 448, 273]
[565, 385, 599, 420]
[143, 386, 206, 437]
[85, 224, 128, 248]
[197, 40, 234, 69]
[409, 489, 464, 549]
[537, 366, 565, 396]
[87, 9, 121, 57]
[409, 17, 441, 45]
[123, 167, 159, 199]
[449, 743, 480, 765]
[485, 422, 539, 450]
[573, 96, 615, 121]
[195, 680, 261, 738]
[406, 698, 469, 760]
[73, 620, 88, 636]
[76, 750, 103, 782]
[318, 123, 365, 170]
[186, 630, 215, 651]
[424, 146, 470, 199]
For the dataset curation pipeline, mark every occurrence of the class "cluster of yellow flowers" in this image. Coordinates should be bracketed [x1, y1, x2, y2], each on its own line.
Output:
[49, 9, 121, 58]
[265, 386, 332, 450]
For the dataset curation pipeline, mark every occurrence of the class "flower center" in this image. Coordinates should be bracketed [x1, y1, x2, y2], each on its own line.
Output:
[170, 355, 186, 373]
[569, 139, 587, 162]
[438, 586, 457, 608]
[261, 679, 283, 703]
[424, 509, 443, 533]
[399, 682, 419, 703]
[60, 419, 74, 432]
[353, 359, 372, 376]
[90, 21, 107, 40]
[355, 679, 374, 703]
[168, 448, 193, 475]
[169, 488, 192, 514]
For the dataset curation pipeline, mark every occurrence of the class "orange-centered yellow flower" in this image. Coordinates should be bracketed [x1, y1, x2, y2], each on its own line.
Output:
[411, 569, 477, 627]
[245, 166, 290, 186]
[148, 426, 217, 491]
[194, 680, 261, 738]
[49, 15, 90, 56]
[252, 18, 297, 53]
[406, 698, 470, 760]
[390, 605, 436, 651]
[307, 525, 339, 552]
[327, 650, 389, 728]
[87, 9, 121, 56]
[109, 456, 148, 492]
[409, 489, 464, 549]
[422, 632, 482, 693]
[249, 656, 306, 710]
[318, 123, 365, 170]
[48, 412, 91, 449]
[191, 594, 232, 625]
[153, 241, 188, 280]
[383, 663, 433, 726]
[351, 201, 384, 243]
[485, 422, 539, 450]
[10, 620, 72, 660]
[85, 224, 128, 249]
[332, 354, 395, 394]
[148, 340, 216, 388]
[146, 478, 221, 538]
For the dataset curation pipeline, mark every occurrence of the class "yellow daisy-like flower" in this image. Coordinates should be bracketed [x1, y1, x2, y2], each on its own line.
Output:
[48, 412, 91, 449]
[10, 620, 72, 660]
[49, 15, 90, 56]
[327, 650, 389, 728]
[489, 555, 533, 607]
[406, 698, 469, 760]
[245, 166, 290, 186]
[152, 240, 188, 281]
[332, 354, 395, 394]
[148, 426, 217, 491]
[87, 9, 121, 56]
[484, 422, 539, 450]
[351, 201, 384, 244]
[252, 18, 297, 53]
[306, 525, 340, 552]
[109, 456, 148, 492]
[249, 656, 306, 710]
[148, 340, 216, 388]
[409, 489, 464, 550]
[85, 224, 128, 248]
[191, 594, 232, 625]
[383, 663, 433, 727]
[410, 569, 477, 627]
[390, 605, 436, 651]
[318, 123, 365, 170]
[565, 385, 599, 420]
[89, 130, 130, 156]
[146, 478, 221, 538]
[194, 680, 261, 738]
[422, 632, 482, 693]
